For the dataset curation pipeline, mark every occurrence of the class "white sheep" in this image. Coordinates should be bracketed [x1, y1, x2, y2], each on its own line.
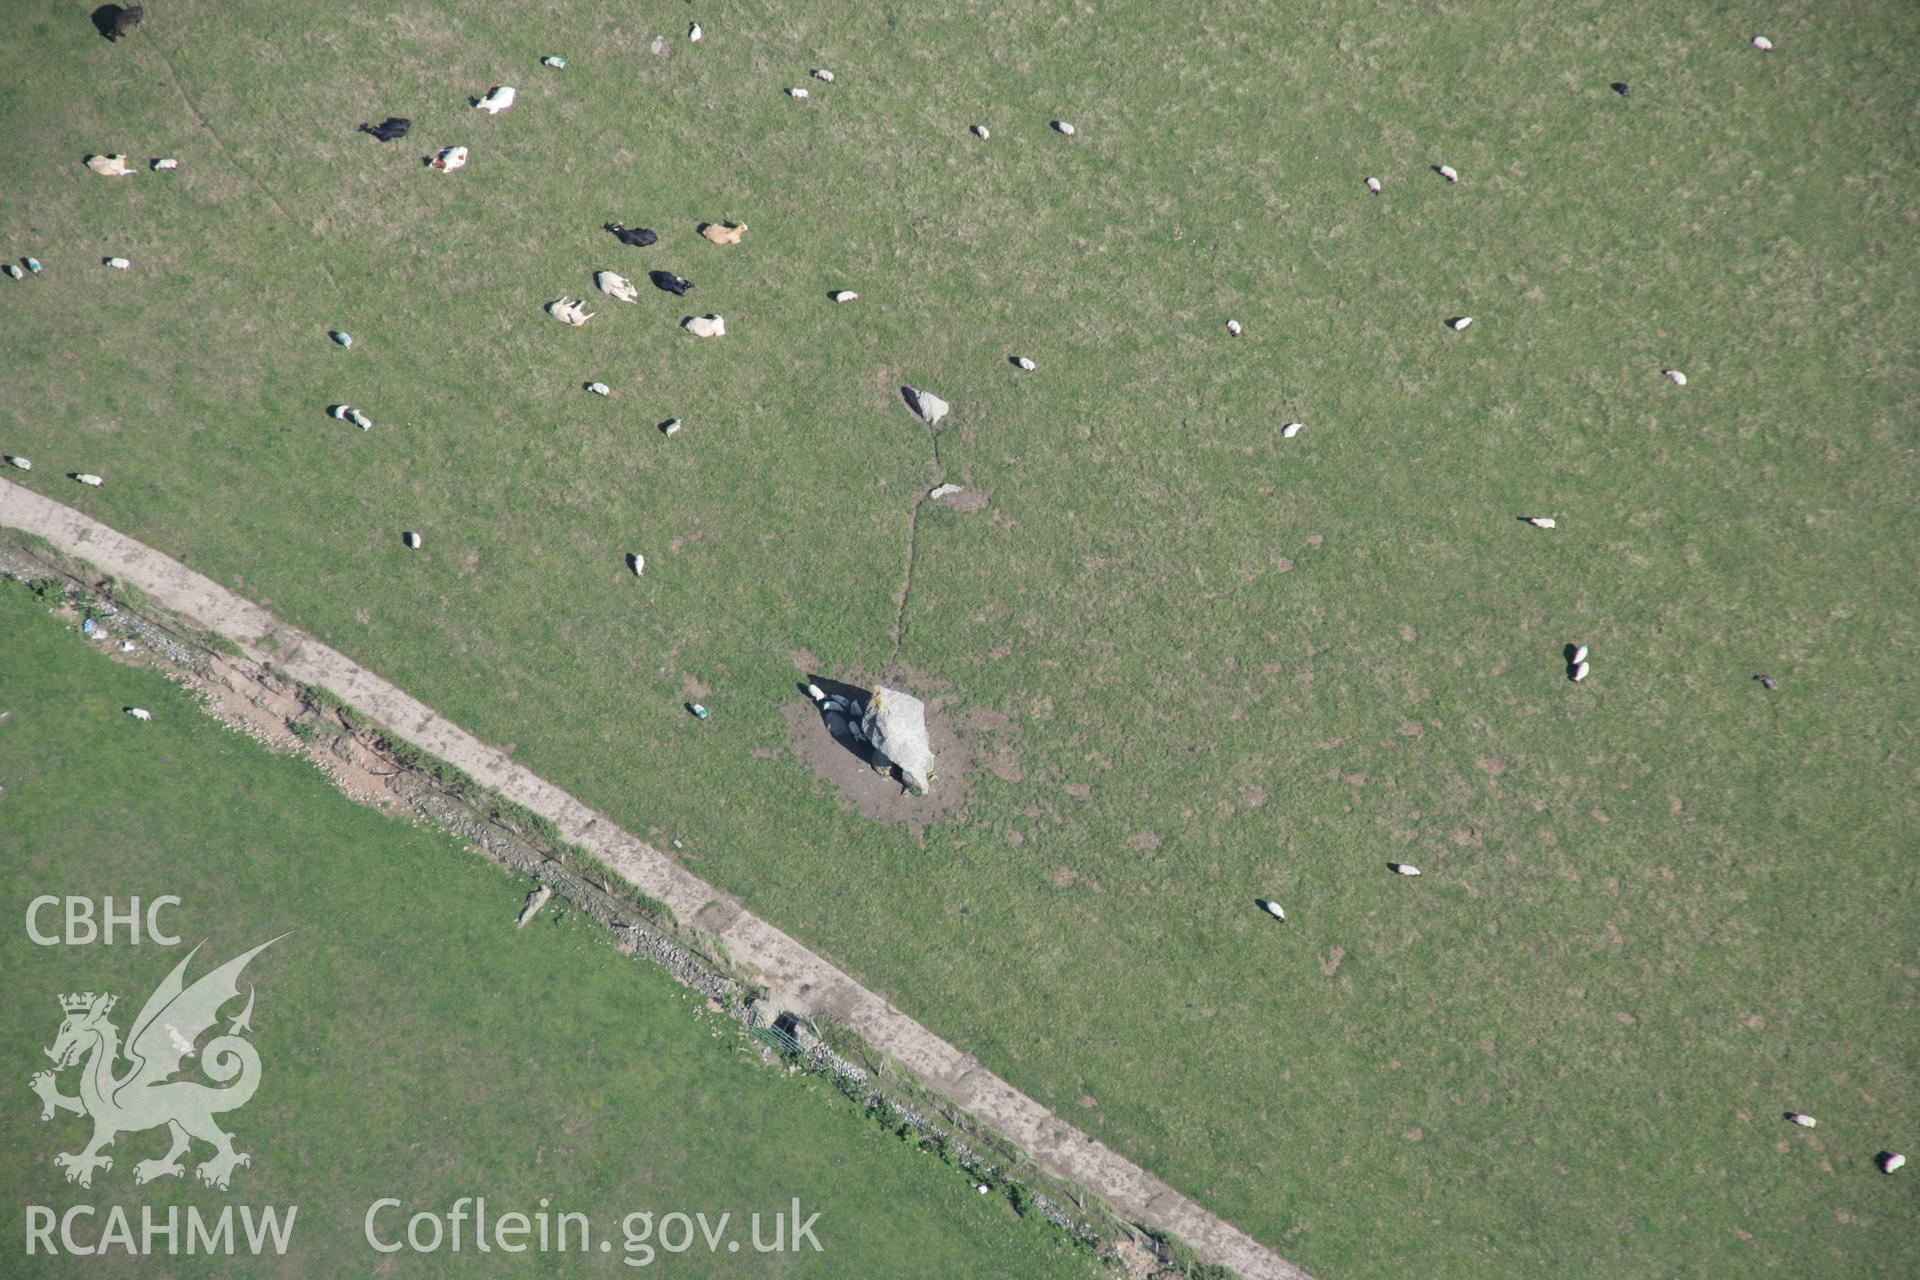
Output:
[929, 483, 964, 499]
[1522, 516, 1557, 528]
[807, 684, 827, 703]
[595, 270, 640, 303]
[126, 707, 152, 721]
[6, 456, 31, 471]
[1571, 644, 1589, 664]
[811, 68, 835, 83]
[787, 87, 810, 99]
[1880, 1153, 1906, 1174]
[403, 531, 423, 549]
[1664, 369, 1688, 385]
[1014, 356, 1036, 371]
[85, 154, 135, 177]
[547, 297, 594, 326]
[831, 290, 859, 303]
[586, 381, 610, 396]
[683, 314, 726, 338]
[1282, 422, 1304, 439]
[1365, 176, 1381, 194]
[1571, 661, 1590, 682]
[688, 23, 703, 42]
[1448, 316, 1474, 331]
[971, 124, 990, 139]
[1390, 863, 1421, 876]
[1785, 1112, 1816, 1128]
[1226, 319, 1242, 336]
[152, 158, 179, 171]
[1438, 164, 1460, 183]
[1256, 898, 1286, 921]
[660, 418, 683, 436]
[1752, 36, 1773, 51]
[1052, 120, 1076, 135]
[348, 409, 373, 431]
[474, 86, 516, 115]
[3, 264, 20, 280]
[74, 473, 103, 487]
[105, 257, 132, 270]
[628, 553, 645, 576]
[430, 146, 469, 172]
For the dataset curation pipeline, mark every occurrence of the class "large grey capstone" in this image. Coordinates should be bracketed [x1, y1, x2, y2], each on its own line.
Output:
[862, 687, 935, 794]
[904, 387, 949, 427]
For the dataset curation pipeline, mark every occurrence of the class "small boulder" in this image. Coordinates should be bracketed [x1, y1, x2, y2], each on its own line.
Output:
[861, 686, 936, 794]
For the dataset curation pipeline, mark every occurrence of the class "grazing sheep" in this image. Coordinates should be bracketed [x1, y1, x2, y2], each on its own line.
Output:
[370, 117, 412, 141]
[1754, 673, 1779, 691]
[683, 314, 726, 338]
[1282, 422, 1304, 438]
[929, 483, 964, 499]
[73, 473, 103, 487]
[971, 124, 990, 139]
[542, 55, 566, 68]
[1448, 315, 1474, 331]
[607, 222, 658, 247]
[429, 146, 469, 172]
[1571, 644, 1589, 665]
[1052, 120, 1076, 135]
[1365, 176, 1382, 194]
[1226, 319, 1242, 336]
[628, 553, 645, 576]
[904, 387, 949, 426]
[1663, 368, 1687, 385]
[1521, 516, 1557, 528]
[104, 257, 131, 270]
[474, 85, 517, 115]
[700, 222, 747, 245]
[3, 265, 21, 280]
[688, 23, 703, 41]
[1785, 1112, 1816, 1128]
[585, 381, 611, 396]
[24, 258, 40, 274]
[660, 419, 683, 436]
[650, 269, 693, 296]
[1879, 1153, 1906, 1174]
[347, 408, 373, 431]
[1390, 863, 1422, 876]
[811, 68, 836, 83]
[152, 157, 179, 171]
[126, 707, 152, 721]
[1752, 35, 1773, 51]
[6, 456, 32, 470]
[1571, 661, 1590, 682]
[110, 5, 144, 39]
[595, 270, 640, 302]
[403, 531, 423, 549]
[831, 290, 859, 303]
[85, 154, 135, 177]
[329, 330, 352, 347]
[787, 87, 810, 99]
[806, 684, 827, 703]
[1013, 355, 1036, 371]
[1256, 898, 1286, 922]
[1437, 164, 1460, 182]
[360, 117, 411, 143]
[546, 296, 594, 325]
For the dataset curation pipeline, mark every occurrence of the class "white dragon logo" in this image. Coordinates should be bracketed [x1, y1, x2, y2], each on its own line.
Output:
[29, 937, 282, 1190]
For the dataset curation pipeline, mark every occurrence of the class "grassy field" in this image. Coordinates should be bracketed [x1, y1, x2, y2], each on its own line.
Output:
[0, 582, 1106, 1277]
[3, 0, 1918, 1275]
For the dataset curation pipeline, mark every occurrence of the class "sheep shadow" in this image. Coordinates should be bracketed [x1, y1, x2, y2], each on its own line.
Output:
[89, 5, 127, 40]
[799, 676, 881, 768]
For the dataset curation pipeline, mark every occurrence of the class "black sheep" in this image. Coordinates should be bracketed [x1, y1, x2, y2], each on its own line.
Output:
[650, 270, 693, 297]
[606, 222, 659, 248]
[360, 117, 412, 143]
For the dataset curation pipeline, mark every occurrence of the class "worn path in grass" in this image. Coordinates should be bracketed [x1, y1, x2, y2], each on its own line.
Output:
[0, 476, 1308, 1280]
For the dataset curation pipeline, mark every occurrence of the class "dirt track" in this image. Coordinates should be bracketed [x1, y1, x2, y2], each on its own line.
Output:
[1, 477, 1311, 1280]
